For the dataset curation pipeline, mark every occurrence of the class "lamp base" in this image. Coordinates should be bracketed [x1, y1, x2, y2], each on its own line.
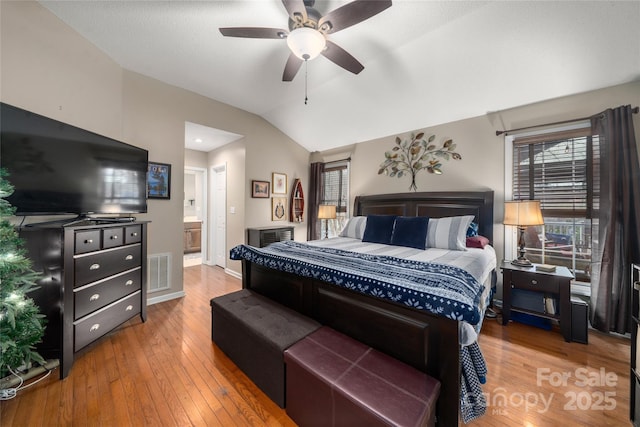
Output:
[512, 226, 533, 267]
[511, 257, 533, 267]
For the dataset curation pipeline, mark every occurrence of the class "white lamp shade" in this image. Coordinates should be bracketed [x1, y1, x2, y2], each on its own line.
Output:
[287, 27, 326, 60]
[504, 200, 544, 226]
[317, 204, 337, 219]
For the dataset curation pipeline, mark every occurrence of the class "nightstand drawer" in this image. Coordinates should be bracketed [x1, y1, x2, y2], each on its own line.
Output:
[510, 270, 559, 293]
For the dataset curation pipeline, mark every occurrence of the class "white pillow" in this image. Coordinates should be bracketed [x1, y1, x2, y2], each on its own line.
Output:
[426, 215, 475, 251]
[339, 216, 368, 239]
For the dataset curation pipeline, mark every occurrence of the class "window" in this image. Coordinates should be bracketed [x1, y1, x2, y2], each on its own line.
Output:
[511, 126, 598, 283]
[320, 160, 349, 238]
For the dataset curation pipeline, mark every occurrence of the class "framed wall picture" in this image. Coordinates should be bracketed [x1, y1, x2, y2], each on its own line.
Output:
[272, 197, 287, 221]
[252, 180, 270, 198]
[272, 172, 287, 194]
[147, 162, 171, 199]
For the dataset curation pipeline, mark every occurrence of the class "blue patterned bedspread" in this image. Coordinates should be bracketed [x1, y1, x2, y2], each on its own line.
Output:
[230, 240, 485, 325]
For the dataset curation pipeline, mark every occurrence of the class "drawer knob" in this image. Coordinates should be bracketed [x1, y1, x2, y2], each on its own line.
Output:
[90, 294, 100, 301]
[131, 232, 138, 237]
[125, 305, 133, 311]
[85, 239, 93, 244]
[90, 323, 100, 332]
[531, 279, 538, 285]
[111, 235, 118, 240]
[125, 280, 134, 286]
[125, 255, 134, 261]
[90, 263, 100, 270]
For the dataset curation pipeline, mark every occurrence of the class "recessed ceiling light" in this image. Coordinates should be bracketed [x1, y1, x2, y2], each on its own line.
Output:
[194, 138, 203, 143]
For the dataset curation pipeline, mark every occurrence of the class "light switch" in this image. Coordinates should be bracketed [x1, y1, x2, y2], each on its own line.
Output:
[230, 206, 236, 214]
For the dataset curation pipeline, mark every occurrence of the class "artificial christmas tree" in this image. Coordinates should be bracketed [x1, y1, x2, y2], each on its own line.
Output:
[0, 168, 46, 378]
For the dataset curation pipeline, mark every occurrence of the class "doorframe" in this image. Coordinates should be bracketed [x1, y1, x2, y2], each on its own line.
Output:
[184, 166, 208, 263]
[211, 163, 227, 268]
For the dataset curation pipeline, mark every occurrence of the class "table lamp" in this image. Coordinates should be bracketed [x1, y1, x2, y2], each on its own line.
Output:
[317, 205, 337, 239]
[504, 200, 544, 267]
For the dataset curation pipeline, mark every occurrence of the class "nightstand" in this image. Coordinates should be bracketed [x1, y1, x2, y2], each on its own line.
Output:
[500, 261, 574, 341]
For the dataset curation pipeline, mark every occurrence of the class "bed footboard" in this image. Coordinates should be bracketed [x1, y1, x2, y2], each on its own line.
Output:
[242, 259, 461, 427]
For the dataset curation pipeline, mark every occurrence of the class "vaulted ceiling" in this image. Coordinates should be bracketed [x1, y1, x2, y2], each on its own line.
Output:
[41, 1, 640, 152]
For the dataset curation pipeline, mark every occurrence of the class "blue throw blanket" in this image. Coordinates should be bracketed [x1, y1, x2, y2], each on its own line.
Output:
[461, 342, 487, 423]
[230, 241, 485, 325]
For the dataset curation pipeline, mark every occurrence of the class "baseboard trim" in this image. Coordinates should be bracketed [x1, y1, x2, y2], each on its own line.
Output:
[225, 268, 241, 280]
[146, 291, 186, 306]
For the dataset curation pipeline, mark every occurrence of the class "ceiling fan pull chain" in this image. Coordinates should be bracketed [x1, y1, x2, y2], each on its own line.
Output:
[304, 60, 308, 105]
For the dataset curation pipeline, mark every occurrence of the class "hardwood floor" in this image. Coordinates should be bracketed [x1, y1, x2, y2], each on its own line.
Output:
[0, 264, 631, 426]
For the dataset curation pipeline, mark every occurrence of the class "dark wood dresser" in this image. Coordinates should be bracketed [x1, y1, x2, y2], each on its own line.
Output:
[19, 219, 148, 378]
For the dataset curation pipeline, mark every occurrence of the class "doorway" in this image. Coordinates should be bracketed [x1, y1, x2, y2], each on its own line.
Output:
[184, 167, 207, 267]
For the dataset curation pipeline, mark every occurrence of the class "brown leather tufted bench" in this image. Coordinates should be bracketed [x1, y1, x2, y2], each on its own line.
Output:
[210, 289, 321, 408]
[284, 326, 440, 427]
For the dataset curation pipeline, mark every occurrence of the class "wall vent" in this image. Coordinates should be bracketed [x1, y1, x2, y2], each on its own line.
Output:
[148, 253, 171, 293]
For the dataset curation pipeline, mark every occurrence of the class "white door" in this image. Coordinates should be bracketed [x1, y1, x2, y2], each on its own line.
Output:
[212, 165, 226, 268]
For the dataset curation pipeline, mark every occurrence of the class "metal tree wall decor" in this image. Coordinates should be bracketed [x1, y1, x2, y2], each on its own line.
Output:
[378, 132, 462, 191]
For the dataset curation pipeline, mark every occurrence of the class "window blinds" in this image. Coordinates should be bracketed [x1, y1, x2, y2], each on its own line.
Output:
[512, 128, 598, 218]
[321, 161, 349, 213]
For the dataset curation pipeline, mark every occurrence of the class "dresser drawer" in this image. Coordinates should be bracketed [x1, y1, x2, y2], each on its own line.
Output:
[75, 244, 142, 287]
[74, 268, 142, 319]
[510, 270, 559, 293]
[74, 290, 141, 352]
[75, 230, 101, 254]
[124, 225, 142, 245]
[102, 227, 124, 249]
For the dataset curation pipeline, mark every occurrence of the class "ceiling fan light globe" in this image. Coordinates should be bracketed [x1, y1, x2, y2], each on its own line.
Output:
[287, 27, 326, 60]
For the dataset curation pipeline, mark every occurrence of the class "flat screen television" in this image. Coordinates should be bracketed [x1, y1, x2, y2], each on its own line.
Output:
[1, 103, 148, 216]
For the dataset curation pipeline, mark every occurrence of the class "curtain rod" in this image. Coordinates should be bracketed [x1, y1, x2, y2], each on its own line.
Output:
[495, 106, 639, 137]
[325, 157, 351, 164]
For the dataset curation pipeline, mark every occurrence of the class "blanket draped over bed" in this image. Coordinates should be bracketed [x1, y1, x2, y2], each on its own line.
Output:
[230, 240, 489, 422]
[231, 241, 485, 324]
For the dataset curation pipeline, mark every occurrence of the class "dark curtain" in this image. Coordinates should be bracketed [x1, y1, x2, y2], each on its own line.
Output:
[590, 105, 640, 333]
[307, 162, 324, 241]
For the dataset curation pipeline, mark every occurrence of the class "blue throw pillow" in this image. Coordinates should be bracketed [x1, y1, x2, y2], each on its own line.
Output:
[390, 216, 429, 250]
[362, 215, 397, 244]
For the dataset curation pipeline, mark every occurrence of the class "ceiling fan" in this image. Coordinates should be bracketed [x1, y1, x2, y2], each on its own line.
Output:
[219, 0, 392, 82]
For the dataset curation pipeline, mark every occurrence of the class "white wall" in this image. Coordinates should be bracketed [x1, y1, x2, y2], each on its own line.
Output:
[0, 1, 123, 143]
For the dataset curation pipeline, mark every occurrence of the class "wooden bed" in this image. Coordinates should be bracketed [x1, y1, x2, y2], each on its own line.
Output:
[241, 190, 494, 426]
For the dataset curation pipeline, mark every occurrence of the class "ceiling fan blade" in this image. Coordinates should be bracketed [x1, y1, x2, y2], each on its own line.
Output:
[282, 0, 307, 23]
[318, 0, 392, 34]
[282, 53, 304, 81]
[321, 41, 364, 75]
[219, 27, 288, 39]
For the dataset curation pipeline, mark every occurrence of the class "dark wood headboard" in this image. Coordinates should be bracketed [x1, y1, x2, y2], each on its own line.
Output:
[354, 191, 494, 243]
